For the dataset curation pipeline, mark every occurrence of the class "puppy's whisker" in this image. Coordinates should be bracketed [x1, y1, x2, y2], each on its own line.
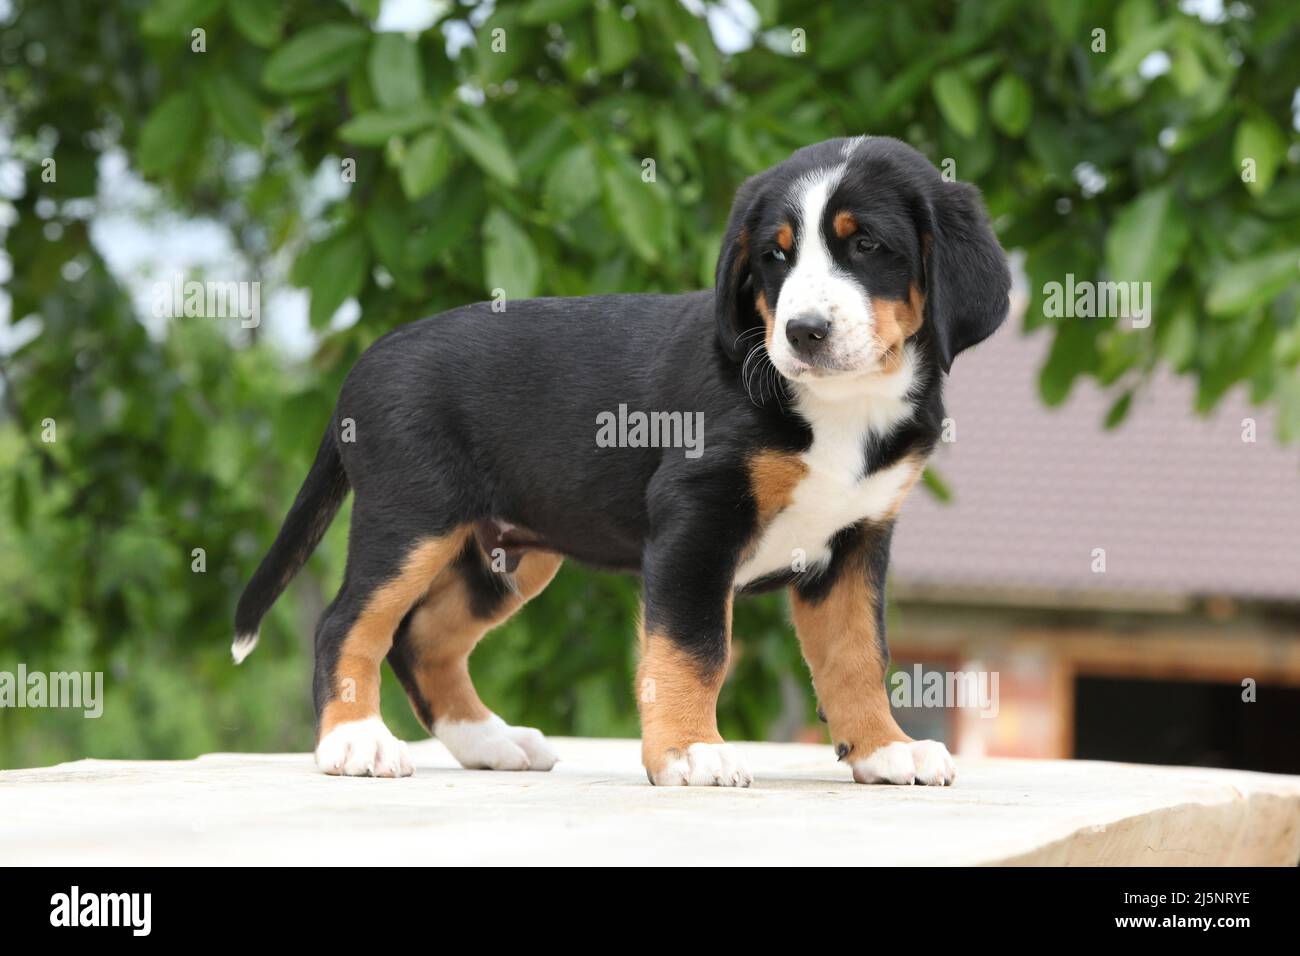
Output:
[739, 335, 767, 408]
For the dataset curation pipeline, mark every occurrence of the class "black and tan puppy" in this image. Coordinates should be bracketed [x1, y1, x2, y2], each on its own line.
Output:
[233, 136, 1009, 787]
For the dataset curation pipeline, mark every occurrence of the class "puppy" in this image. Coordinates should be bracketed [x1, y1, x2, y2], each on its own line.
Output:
[233, 136, 1010, 786]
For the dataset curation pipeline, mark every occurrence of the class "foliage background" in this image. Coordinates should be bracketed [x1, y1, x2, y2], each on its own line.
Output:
[1, 0, 1297, 765]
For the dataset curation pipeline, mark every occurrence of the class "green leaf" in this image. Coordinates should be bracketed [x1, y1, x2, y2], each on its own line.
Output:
[1039, 321, 1100, 405]
[678, 11, 721, 87]
[1044, 0, 1084, 41]
[543, 143, 600, 219]
[595, 1, 638, 74]
[10, 470, 30, 530]
[816, 16, 876, 71]
[989, 73, 1031, 137]
[476, 9, 529, 86]
[1255, 178, 1300, 218]
[1025, 117, 1078, 181]
[1278, 373, 1300, 444]
[228, 0, 284, 47]
[141, 0, 222, 37]
[517, 117, 571, 179]
[653, 110, 696, 177]
[1170, 42, 1208, 95]
[304, 229, 369, 328]
[1205, 249, 1300, 316]
[600, 159, 665, 264]
[447, 116, 519, 186]
[42, 148, 97, 198]
[365, 192, 407, 275]
[1104, 187, 1189, 290]
[261, 24, 369, 94]
[959, 53, 1004, 84]
[369, 33, 424, 109]
[483, 207, 540, 299]
[1157, 305, 1197, 370]
[749, 0, 779, 25]
[201, 74, 263, 146]
[1103, 20, 1177, 78]
[1116, 0, 1158, 38]
[1103, 391, 1133, 429]
[1234, 115, 1285, 197]
[921, 467, 953, 504]
[338, 105, 440, 146]
[404, 175, 484, 268]
[137, 89, 204, 174]
[932, 69, 981, 139]
[520, 0, 591, 24]
[400, 130, 453, 200]
[1182, 135, 1234, 198]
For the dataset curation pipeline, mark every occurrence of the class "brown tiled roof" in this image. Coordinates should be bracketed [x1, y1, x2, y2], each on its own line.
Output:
[890, 312, 1300, 605]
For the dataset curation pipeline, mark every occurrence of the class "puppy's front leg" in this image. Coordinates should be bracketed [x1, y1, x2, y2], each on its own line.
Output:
[636, 532, 751, 787]
[791, 523, 955, 786]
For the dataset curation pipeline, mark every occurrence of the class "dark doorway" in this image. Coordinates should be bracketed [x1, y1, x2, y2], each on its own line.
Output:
[1074, 675, 1300, 774]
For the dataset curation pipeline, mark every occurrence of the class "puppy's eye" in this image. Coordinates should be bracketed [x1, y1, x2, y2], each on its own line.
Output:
[855, 237, 881, 254]
[767, 248, 787, 263]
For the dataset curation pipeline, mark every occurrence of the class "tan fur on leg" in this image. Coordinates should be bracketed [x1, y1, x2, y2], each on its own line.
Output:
[790, 541, 909, 763]
[402, 550, 562, 727]
[636, 608, 732, 782]
[319, 531, 470, 738]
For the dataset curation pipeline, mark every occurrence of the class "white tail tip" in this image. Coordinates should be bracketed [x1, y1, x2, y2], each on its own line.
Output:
[231, 632, 259, 664]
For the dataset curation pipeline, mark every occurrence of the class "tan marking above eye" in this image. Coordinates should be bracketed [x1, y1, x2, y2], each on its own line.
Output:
[775, 223, 793, 252]
[833, 211, 858, 239]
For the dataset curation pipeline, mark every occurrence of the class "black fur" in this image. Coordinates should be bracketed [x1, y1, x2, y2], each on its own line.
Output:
[234, 136, 1010, 723]
[234, 428, 348, 640]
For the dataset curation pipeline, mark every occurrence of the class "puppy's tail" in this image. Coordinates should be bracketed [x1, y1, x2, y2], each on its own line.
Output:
[232, 425, 349, 663]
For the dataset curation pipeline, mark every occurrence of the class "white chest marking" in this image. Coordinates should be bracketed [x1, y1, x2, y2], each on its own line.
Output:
[734, 347, 923, 588]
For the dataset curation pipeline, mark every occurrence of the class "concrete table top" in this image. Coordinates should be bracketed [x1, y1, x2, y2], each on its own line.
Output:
[3, 737, 1298, 865]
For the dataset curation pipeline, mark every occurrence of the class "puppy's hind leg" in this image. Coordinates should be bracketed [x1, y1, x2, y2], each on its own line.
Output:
[313, 525, 469, 778]
[388, 542, 563, 771]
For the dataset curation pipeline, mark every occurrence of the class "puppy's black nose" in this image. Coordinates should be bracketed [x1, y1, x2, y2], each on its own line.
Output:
[785, 313, 831, 351]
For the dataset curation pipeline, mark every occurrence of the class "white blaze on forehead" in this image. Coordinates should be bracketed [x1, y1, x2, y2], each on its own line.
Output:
[840, 135, 867, 159]
[769, 165, 877, 376]
[779, 167, 847, 316]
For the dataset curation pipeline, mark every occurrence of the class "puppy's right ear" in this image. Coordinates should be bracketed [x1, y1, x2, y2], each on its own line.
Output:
[715, 174, 769, 362]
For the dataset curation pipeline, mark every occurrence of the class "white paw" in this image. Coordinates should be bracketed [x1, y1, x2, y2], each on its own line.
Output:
[851, 739, 955, 786]
[435, 714, 558, 772]
[652, 743, 753, 787]
[315, 717, 413, 778]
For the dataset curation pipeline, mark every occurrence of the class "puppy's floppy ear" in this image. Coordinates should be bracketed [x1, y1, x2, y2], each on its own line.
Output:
[922, 181, 1010, 373]
[715, 173, 770, 362]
